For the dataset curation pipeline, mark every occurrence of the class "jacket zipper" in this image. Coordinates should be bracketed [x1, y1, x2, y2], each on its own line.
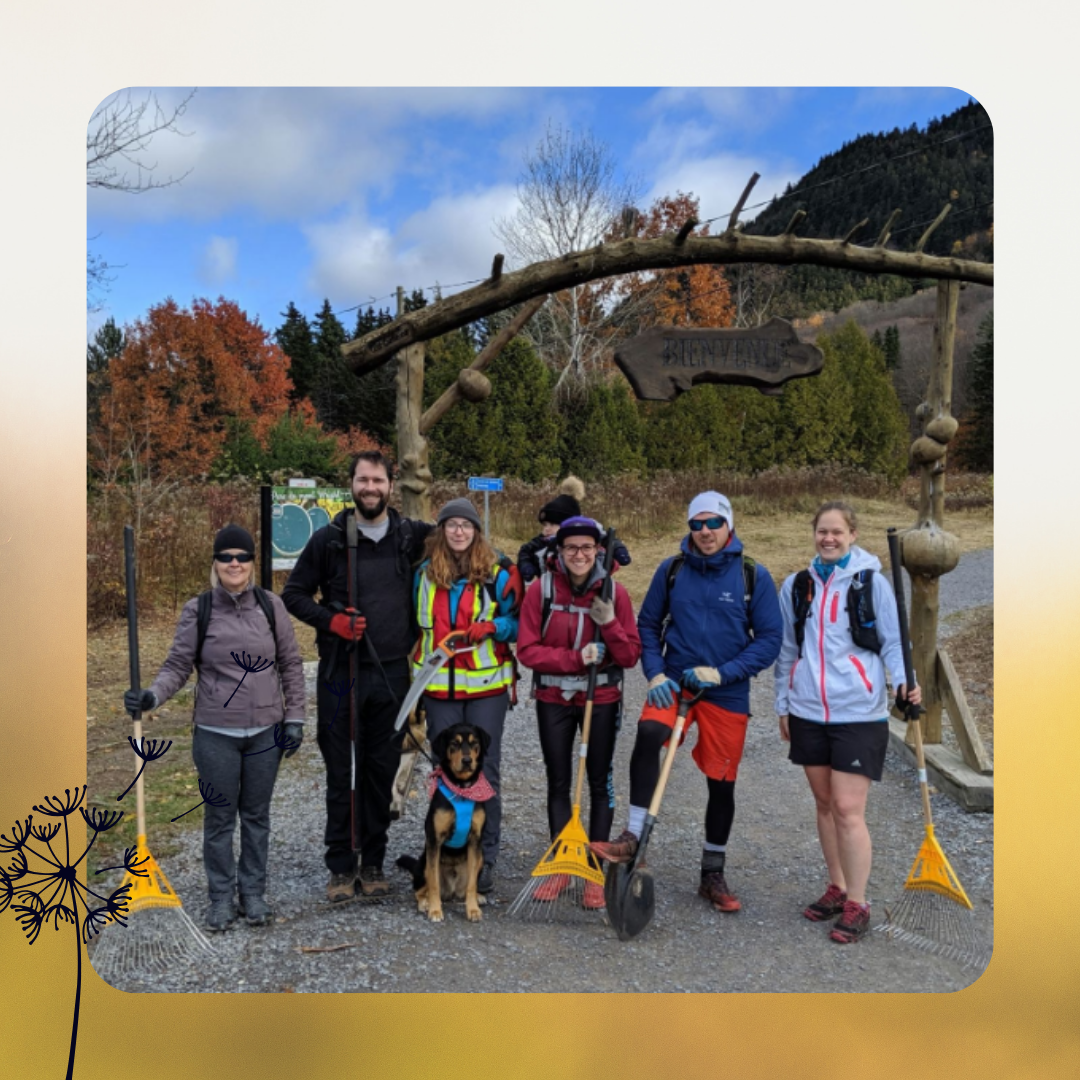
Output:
[849, 654, 873, 693]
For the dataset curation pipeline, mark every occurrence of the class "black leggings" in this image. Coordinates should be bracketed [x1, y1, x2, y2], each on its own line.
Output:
[628, 720, 736, 846]
[536, 700, 621, 843]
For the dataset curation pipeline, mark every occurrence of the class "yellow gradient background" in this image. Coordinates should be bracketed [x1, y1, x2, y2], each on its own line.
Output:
[2, 11, 1076, 1079]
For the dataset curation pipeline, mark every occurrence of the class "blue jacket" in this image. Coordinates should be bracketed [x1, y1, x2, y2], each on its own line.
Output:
[637, 533, 783, 714]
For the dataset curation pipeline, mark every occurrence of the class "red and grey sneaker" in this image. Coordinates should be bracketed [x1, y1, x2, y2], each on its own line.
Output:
[829, 900, 871, 943]
[699, 871, 741, 912]
[803, 883, 847, 922]
[588, 829, 639, 864]
[533, 874, 571, 902]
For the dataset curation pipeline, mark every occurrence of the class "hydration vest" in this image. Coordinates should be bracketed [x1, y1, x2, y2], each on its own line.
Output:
[792, 568, 881, 657]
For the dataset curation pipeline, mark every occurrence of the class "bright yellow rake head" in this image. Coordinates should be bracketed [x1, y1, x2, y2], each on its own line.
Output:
[904, 824, 973, 909]
[117, 835, 185, 914]
[530, 807, 605, 886]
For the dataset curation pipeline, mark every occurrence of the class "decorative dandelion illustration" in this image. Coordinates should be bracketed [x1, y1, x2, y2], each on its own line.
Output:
[325, 677, 355, 729]
[224, 650, 275, 707]
[242, 721, 301, 757]
[116, 735, 173, 801]
[1, 785, 131, 1080]
[95, 845, 151, 878]
[170, 778, 230, 822]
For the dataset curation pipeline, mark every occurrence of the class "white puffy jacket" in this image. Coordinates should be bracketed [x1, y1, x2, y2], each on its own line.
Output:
[774, 545, 912, 724]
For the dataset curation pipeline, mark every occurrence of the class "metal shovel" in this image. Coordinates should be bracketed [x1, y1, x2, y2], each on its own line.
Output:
[604, 685, 704, 941]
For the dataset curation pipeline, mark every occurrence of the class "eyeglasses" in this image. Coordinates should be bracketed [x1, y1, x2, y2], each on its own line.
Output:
[444, 520, 476, 534]
[562, 544, 597, 556]
[214, 552, 254, 564]
[689, 516, 726, 533]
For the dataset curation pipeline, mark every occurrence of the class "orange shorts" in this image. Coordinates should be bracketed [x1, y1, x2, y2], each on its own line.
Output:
[639, 695, 750, 782]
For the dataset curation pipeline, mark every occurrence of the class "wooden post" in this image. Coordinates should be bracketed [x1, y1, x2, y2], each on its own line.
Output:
[903, 279, 961, 745]
[394, 286, 431, 520]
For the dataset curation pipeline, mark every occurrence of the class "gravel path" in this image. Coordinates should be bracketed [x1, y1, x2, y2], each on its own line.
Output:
[94, 552, 993, 994]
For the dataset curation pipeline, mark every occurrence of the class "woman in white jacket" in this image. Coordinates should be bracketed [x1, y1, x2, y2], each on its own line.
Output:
[774, 501, 921, 944]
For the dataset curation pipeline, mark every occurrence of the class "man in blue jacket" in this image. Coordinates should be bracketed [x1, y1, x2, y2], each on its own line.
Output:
[590, 491, 782, 914]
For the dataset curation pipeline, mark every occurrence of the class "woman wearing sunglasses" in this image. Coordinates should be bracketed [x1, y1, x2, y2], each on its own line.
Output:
[516, 516, 641, 908]
[122, 524, 306, 932]
[411, 499, 521, 895]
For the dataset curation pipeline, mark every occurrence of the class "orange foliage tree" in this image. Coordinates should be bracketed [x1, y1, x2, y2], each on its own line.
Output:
[90, 298, 298, 523]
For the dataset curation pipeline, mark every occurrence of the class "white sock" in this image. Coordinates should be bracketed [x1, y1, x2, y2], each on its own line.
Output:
[703, 841, 726, 853]
[627, 805, 647, 837]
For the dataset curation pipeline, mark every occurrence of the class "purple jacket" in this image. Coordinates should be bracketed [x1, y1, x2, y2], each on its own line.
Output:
[148, 585, 306, 729]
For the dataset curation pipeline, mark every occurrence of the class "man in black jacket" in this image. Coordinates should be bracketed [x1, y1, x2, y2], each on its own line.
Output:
[282, 451, 433, 901]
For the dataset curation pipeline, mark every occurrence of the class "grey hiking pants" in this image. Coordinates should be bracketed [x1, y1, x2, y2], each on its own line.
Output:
[191, 724, 281, 901]
[422, 691, 509, 866]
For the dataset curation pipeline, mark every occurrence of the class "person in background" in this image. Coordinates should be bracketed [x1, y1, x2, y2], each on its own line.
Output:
[124, 525, 306, 932]
[774, 500, 921, 944]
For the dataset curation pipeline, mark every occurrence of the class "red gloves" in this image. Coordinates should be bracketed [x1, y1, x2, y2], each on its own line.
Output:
[498, 563, 524, 613]
[330, 610, 367, 641]
[465, 621, 497, 643]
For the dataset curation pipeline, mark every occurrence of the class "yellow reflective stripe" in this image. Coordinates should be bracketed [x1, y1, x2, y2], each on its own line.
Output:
[422, 661, 514, 695]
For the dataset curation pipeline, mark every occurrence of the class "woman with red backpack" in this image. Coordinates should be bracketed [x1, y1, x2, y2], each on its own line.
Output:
[516, 516, 641, 909]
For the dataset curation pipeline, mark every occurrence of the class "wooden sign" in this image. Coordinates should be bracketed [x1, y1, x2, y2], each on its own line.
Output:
[614, 317, 824, 401]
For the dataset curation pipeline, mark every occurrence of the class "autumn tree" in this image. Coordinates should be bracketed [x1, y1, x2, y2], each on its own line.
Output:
[90, 298, 296, 532]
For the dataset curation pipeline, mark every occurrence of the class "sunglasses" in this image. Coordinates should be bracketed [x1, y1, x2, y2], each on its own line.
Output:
[689, 516, 726, 533]
[214, 552, 254, 564]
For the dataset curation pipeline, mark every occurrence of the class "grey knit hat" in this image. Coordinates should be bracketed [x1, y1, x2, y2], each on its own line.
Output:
[437, 498, 482, 530]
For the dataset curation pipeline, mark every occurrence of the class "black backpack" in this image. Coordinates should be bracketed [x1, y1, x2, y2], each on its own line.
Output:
[195, 586, 278, 671]
[660, 553, 757, 646]
[791, 568, 880, 657]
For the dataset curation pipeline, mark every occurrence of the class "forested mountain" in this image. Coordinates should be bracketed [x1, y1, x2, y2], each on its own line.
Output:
[743, 100, 992, 316]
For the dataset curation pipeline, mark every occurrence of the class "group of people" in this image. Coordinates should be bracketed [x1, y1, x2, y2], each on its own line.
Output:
[127, 450, 919, 946]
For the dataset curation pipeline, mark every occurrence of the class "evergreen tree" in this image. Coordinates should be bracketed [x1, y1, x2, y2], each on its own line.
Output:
[883, 324, 901, 371]
[87, 317, 125, 432]
[955, 311, 993, 471]
[559, 375, 646, 478]
[311, 299, 362, 432]
[275, 302, 320, 405]
[350, 306, 398, 445]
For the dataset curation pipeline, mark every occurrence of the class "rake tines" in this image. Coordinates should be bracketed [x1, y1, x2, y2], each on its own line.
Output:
[876, 889, 990, 971]
[506, 871, 606, 923]
[90, 904, 214, 982]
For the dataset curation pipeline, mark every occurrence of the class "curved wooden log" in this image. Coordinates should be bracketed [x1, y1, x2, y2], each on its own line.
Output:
[341, 232, 994, 375]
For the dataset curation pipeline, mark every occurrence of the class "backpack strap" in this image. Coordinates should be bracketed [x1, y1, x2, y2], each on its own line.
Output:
[845, 569, 881, 654]
[195, 586, 277, 672]
[791, 570, 814, 659]
[741, 555, 756, 641]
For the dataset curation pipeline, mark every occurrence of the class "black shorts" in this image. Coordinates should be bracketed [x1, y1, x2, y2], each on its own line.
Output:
[787, 716, 888, 781]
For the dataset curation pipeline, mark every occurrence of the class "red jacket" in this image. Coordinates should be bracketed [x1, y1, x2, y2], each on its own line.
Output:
[516, 562, 641, 707]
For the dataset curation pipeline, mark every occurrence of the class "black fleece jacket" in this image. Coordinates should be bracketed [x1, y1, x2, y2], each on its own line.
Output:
[282, 507, 433, 664]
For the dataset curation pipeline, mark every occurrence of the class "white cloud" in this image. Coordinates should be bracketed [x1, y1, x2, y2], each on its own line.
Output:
[86, 87, 535, 225]
[303, 185, 520, 306]
[199, 236, 238, 285]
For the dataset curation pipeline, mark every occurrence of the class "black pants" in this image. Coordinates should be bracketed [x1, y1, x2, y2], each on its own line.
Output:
[536, 699, 621, 843]
[191, 724, 282, 902]
[316, 655, 409, 875]
[629, 720, 736, 847]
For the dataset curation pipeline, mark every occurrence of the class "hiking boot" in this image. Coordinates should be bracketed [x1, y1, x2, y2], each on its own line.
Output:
[358, 865, 393, 897]
[205, 899, 238, 932]
[533, 874, 571, 902]
[582, 881, 606, 910]
[829, 900, 871, 943]
[238, 895, 272, 926]
[588, 829, 639, 864]
[477, 862, 495, 895]
[326, 870, 357, 903]
[804, 883, 847, 923]
[699, 870, 741, 912]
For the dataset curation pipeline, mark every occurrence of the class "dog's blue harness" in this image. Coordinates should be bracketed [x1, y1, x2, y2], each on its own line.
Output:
[437, 780, 478, 849]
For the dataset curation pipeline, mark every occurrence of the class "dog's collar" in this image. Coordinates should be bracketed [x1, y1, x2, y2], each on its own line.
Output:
[429, 767, 495, 803]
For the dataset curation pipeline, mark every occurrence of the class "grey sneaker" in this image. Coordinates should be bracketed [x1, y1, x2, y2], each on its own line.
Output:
[358, 865, 393, 897]
[205, 899, 238, 932]
[477, 862, 495, 894]
[238, 895, 273, 926]
[326, 870, 357, 903]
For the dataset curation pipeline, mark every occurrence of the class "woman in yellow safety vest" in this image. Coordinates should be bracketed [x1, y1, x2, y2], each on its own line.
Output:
[411, 498, 520, 895]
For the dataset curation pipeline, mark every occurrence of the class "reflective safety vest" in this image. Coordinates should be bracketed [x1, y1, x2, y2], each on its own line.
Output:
[414, 563, 514, 699]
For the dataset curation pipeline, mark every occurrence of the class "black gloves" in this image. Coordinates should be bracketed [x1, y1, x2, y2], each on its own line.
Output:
[124, 688, 157, 716]
[282, 722, 304, 758]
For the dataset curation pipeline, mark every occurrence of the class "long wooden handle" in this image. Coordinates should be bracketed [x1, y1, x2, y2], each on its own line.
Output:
[133, 719, 147, 840]
[124, 525, 148, 840]
[647, 708, 690, 816]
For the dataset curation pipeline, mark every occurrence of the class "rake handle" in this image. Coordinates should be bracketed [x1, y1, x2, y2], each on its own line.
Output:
[887, 528, 933, 831]
[124, 525, 149, 841]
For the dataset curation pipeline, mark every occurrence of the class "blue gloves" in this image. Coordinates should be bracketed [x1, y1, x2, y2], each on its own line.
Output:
[646, 676, 681, 709]
[682, 666, 722, 691]
[581, 642, 606, 666]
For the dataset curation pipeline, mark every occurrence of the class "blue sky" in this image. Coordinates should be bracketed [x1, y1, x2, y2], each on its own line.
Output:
[86, 86, 977, 340]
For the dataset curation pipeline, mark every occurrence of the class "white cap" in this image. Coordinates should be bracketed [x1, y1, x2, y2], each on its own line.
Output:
[687, 491, 733, 531]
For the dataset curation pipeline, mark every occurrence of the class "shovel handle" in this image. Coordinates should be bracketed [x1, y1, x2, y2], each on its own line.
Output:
[646, 689, 703, 816]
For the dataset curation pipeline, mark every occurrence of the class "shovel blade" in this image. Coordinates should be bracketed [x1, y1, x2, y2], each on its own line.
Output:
[604, 861, 656, 941]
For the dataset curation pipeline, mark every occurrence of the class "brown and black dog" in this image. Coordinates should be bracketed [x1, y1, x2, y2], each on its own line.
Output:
[396, 723, 492, 923]
[390, 706, 428, 821]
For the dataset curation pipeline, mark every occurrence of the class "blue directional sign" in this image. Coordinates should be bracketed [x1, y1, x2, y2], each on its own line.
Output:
[468, 476, 504, 492]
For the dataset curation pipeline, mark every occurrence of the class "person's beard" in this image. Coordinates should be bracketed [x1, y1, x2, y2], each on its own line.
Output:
[354, 492, 389, 521]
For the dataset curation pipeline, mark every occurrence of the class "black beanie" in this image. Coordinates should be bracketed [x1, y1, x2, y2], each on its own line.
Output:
[539, 493, 582, 526]
[214, 524, 255, 555]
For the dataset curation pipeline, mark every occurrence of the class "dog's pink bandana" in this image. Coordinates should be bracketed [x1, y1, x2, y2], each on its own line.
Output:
[428, 766, 495, 803]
